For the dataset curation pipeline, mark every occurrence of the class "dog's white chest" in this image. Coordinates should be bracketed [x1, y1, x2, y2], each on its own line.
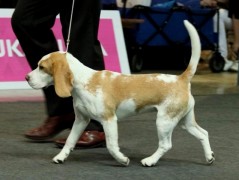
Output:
[72, 95, 104, 119]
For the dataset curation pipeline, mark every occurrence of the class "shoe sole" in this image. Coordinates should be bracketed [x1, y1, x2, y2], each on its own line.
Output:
[24, 129, 66, 141]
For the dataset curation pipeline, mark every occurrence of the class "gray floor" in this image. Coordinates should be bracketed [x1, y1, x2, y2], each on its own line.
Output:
[1, 65, 239, 179]
[0, 93, 239, 180]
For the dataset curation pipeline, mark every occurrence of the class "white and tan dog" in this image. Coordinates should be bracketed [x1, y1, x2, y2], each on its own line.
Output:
[25, 20, 215, 167]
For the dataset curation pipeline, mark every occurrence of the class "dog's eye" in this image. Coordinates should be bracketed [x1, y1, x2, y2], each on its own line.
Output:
[39, 65, 44, 70]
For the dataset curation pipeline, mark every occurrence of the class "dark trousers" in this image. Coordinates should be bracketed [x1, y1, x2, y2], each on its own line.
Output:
[11, 0, 105, 131]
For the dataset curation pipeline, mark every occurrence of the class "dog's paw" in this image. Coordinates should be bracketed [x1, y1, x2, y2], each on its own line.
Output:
[206, 151, 215, 165]
[52, 153, 68, 164]
[120, 157, 130, 166]
[141, 157, 157, 167]
[53, 158, 64, 164]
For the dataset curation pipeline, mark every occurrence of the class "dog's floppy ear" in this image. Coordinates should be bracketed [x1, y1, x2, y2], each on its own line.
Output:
[52, 55, 74, 98]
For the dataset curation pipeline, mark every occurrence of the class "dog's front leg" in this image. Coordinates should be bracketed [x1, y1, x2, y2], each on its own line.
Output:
[102, 117, 130, 166]
[53, 114, 90, 164]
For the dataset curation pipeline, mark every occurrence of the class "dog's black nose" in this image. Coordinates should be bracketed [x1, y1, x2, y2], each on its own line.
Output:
[25, 75, 30, 81]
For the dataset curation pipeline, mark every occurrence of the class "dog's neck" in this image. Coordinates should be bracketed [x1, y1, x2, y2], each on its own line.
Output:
[65, 53, 98, 92]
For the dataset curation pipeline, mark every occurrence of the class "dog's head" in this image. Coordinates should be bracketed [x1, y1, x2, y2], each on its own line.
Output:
[25, 51, 73, 98]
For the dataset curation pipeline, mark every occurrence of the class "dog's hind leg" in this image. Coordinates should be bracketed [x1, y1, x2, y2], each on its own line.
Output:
[182, 108, 215, 164]
[53, 113, 90, 164]
[141, 112, 178, 167]
[102, 116, 130, 166]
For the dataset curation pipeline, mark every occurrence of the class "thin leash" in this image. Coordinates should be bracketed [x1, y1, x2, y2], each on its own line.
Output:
[65, 0, 76, 53]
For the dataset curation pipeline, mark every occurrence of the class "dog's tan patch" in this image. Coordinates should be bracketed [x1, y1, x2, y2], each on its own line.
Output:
[86, 71, 190, 120]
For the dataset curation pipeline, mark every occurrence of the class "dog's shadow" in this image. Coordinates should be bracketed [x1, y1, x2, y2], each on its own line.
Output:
[101, 157, 208, 168]
[66, 146, 209, 167]
[22, 140, 208, 167]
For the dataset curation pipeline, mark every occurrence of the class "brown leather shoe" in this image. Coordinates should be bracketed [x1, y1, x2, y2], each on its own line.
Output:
[55, 131, 106, 149]
[24, 113, 75, 140]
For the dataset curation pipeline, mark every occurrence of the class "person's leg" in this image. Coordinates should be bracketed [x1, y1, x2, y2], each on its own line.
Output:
[54, 0, 106, 147]
[59, 0, 105, 131]
[228, 0, 239, 71]
[213, 9, 235, 71]
[11, 0, 105, 143]
[11, 0, 75, 140]
[11, 0, 59, 69]
[228, 16, 239, 72]
[214, 9, 231, 60]
[12, 0, 75, 116]
[59, 0, 104, 70]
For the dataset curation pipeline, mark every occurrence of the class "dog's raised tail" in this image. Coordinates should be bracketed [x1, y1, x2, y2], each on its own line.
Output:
[180, 20, 201, 82]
